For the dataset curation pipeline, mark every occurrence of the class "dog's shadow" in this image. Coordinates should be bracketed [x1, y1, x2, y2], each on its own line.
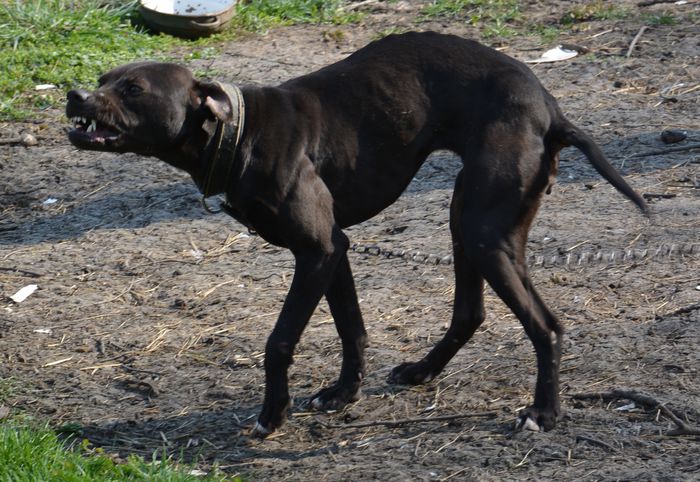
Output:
[0, 181, 213, 246]
[79, 398, 376, 465]
[79, 404, 306, 465]
[78, 384, 508, 468]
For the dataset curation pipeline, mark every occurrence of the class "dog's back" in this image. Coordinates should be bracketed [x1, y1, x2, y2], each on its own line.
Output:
[275, 31, 646, 220]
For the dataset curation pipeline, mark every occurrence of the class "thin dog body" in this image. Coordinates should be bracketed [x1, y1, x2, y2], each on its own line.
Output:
[66, 31, 647, 437]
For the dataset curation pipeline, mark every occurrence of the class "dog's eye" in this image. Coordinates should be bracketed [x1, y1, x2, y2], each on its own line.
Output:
[126, 84, 143, 96]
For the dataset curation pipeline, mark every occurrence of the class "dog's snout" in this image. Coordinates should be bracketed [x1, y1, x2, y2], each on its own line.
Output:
[67, 89, 91, 103]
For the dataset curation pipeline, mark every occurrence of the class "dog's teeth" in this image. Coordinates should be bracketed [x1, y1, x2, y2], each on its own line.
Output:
[87, 120, 97, 133]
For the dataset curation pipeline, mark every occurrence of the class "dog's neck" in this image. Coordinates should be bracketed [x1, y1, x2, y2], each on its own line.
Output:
[193, 82, 246, 199]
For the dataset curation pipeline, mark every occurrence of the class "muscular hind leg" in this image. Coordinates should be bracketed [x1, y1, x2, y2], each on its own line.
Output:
[460, 167, 563, 431]
[461, 127, 563, 430]
[390, 124, 564, 430]
[471, 234, 562, 430]
[389, 171, 486, 384]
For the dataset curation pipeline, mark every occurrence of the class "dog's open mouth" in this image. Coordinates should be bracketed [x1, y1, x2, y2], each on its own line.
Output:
[68, 116, 122, 149]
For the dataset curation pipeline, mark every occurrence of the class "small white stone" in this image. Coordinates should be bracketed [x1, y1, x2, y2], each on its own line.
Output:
[20, 133, 38, 147]
[10, 284, 38, 303]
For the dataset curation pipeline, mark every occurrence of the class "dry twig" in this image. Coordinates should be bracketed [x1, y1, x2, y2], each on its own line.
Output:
[0, 266, 42, 278]
[626, 143, 700, 159]
[576, 434, 618, 452]
[656, 302, 700, 320]
[638, 0, 680, 6]
[338, 0, 379, 11]
[321, 411, 497, 430]
[572, 389, 700, 436]
[626, 26, 648, 58]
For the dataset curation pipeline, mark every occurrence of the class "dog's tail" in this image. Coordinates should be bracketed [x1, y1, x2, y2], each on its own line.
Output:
[554, 120, 649, 214]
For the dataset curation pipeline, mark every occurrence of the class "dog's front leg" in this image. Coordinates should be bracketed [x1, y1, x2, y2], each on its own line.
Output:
[253, 227, 349, 438]
[311, 252, 367, 411]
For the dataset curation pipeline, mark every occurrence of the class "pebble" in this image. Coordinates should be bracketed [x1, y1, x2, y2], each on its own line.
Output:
[660, 129, 687, 144]
[21, 133, 38, 146]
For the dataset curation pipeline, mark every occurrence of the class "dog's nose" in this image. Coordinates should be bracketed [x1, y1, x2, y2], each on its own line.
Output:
[67, 89, 91, 103]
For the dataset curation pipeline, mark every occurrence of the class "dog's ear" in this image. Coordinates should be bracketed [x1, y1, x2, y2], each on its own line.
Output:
[196, 81, 234, 123]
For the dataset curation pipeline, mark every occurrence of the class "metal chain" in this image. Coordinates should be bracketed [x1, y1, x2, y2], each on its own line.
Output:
[350, 242, 700, 270]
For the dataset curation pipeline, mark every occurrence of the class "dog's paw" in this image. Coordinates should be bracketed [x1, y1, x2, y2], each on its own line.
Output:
[250, 421, 274, 438]
[253, 394, 291, 439]
[515, 406, 559, 432]
[310, 384, 360, 411]
[514, 416, 541, 432]
[388, 360, 436, 385]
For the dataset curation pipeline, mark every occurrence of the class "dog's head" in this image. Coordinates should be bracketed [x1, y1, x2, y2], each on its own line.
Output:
[66, 62, 237, 163]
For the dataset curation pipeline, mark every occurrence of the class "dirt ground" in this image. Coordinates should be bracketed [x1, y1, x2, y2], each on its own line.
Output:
[1, 1, 699, 480]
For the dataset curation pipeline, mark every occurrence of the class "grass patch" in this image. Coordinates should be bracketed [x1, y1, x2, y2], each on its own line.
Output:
[0, 417, 237, 481]
[372, 26, 410, 40]
[530, 24, 560, 44]
[421, 0, 520, 37]
[0, 377, 18, 403]
[232, 0, 361, 31]
[642, 12, 676, 26]
[560, 1, 630, 25]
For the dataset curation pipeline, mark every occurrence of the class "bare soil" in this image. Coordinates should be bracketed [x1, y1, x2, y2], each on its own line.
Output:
[1, 1, 699, 480]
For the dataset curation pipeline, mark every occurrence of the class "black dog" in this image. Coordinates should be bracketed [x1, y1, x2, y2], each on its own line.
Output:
[66, 31, 647, 437]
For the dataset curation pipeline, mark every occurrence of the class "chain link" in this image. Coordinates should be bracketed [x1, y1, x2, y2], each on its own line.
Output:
[350, 242, 700, 269]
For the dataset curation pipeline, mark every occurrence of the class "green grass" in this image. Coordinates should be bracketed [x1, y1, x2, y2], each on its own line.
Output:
[642, 12, 676, 26]
[530, 24, 560, 44]
[0, 377, 17, 403]
[372, 26, 410, 40]
[0, 417, 237, 481]
[233, 0, 361, 31]
[421, 0, 521, 37]
[560, 1, 630, 25]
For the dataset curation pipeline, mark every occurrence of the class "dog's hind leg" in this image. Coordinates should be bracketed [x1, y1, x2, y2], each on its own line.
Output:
[456, 143, 563, 431]
[389, 170, 486, 384]
[470, 235, 562, 431]
[310, 253, 368, 410]
[513, 271, 563, 431]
